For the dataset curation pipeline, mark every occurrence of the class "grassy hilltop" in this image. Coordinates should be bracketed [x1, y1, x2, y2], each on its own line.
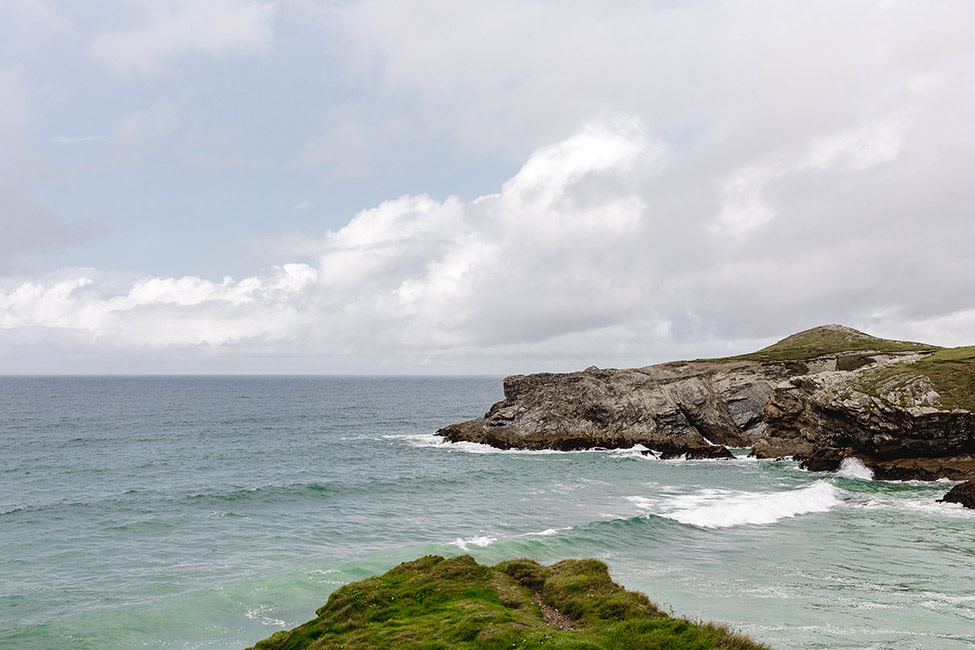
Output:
[725, 325, 975, 412]
[246, 555, 769, 650]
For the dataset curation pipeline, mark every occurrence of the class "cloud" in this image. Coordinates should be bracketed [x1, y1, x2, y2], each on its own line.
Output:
[91, 0, 275, 75]
[0, 264, 319, 348]
[0, 120, 665, 368]
[8, 111, 970, 373]
[710, 122, 902, 239]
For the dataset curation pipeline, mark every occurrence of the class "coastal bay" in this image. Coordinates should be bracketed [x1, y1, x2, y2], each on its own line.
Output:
[2, 375, 973, 649]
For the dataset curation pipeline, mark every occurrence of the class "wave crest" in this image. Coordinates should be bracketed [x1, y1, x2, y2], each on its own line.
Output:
[661, 481, 843, 529]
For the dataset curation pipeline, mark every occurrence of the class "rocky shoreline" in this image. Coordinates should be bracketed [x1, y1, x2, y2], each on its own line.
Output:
[437, 326, 975, 497]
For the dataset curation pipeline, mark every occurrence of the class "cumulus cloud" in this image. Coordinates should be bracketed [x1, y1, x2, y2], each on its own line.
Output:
[91, 0, 275, 75]
[4, 113, 972, 373]
[0, 264, 318, 348]
[710, 122, 902, 239]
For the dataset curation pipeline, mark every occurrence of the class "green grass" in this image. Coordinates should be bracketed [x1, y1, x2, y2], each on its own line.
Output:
[854, 345, 975, 411]
[730, 325, 935, 363]
[246, 555, 771, 650]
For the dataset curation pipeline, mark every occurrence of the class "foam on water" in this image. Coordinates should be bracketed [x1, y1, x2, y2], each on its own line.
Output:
[402, 434, 655, 458]
[658, 481, 843, 528]
[5, 377, 975, 650]
[837, 457, 874, 480]
[452, 535, 497, 551]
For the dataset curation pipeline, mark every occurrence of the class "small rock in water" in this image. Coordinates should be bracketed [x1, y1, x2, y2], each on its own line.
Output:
[938, 480, 975, 509]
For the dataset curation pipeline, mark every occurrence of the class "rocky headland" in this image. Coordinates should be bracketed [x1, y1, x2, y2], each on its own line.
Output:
[437, 325, 975, 487]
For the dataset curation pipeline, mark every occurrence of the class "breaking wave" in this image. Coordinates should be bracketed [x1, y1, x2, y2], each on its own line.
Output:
[837, 457, 874, 481]
[660, 481, 843, 528]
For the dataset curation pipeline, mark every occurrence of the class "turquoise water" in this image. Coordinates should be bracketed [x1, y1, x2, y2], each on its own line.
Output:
[1, 376, 972, 649]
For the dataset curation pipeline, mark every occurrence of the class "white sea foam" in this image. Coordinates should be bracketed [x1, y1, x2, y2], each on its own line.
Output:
[400, 434, 655, 457]
[530, 528, 560, 536]
[837, 457, 874, 480]
[660, 481, 843, 528]
[452, 535, 497, 550]
[245, 604, 286, 627]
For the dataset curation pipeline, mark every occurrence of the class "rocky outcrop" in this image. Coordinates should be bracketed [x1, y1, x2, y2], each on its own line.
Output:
[754, 358, 975, 479]
[939, 480, 975, 508]
[436, 325, 975, 480]
[436, 360, 794, 455]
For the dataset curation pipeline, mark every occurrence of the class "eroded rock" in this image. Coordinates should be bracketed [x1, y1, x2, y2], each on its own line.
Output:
[938, 480, 975, 508]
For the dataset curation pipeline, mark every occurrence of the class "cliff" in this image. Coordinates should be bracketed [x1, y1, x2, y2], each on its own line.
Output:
[245, 555, 770, 650]
[438, 360, 792, 456]
[437, 325, 975, 480]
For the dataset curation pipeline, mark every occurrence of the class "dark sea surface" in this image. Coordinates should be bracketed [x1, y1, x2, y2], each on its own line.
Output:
[1, 376, 973, 649]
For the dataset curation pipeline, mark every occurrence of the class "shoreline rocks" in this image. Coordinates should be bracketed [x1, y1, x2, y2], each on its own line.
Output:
[436, 326, 975, 482]
[938, 480, 975, 508]
[436, 360, 791, 455]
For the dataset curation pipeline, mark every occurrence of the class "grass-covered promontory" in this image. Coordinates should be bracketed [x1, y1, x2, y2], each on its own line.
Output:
[716, 325, 975, 412]
[246, 555, 770, 650]
[730, 324, 935, 363]
[854, 344, 975, 411]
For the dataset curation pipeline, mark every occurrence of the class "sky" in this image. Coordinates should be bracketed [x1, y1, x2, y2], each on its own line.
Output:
[1, 0, 974, 374]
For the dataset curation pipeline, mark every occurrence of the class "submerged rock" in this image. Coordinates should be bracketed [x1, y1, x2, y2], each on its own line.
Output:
[244, 555, 770, 650]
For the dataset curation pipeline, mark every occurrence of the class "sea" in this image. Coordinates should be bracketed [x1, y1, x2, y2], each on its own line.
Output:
[1, 376, 973, 650]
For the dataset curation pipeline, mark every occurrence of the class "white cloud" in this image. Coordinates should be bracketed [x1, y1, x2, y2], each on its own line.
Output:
[0, 264, 318, 348]
[7, 0, 975, 373]
[806, 124, 901, 172]
[3, 111, 974, 372]
[0, 120, 663, 366]
[710, 162, 784, 239]
[710, 121, 902, 240]
[91, 0, 275, 75]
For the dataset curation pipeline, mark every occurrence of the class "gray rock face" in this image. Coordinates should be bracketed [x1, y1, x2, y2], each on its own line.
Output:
[436, 360, 791, 454]
[756, 366, 975, 479]
[436, 327, 975, 480]
[939, 480, 975, 508]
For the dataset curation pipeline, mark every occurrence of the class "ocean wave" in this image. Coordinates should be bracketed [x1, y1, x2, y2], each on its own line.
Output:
[185, 482, 340, 504]
[655, 481, 843, 528]
[452, 535, 498, 551]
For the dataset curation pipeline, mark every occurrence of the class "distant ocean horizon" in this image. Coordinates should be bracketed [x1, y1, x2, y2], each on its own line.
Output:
[2, 375, 973, 649]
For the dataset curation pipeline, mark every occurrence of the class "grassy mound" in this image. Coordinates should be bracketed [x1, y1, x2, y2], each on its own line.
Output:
[854, 345, 975, 411]
[732, 325, 934, 363]
[246, 555, 770, 650]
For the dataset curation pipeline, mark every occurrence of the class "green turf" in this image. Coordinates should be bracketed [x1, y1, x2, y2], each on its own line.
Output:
[246, 555, 771, 650]
[853, 345, 975, 411]
[730, 325, 935, 362]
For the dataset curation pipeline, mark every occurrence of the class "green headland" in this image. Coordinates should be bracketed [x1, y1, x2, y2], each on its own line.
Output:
[246, 555, 770, 650]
